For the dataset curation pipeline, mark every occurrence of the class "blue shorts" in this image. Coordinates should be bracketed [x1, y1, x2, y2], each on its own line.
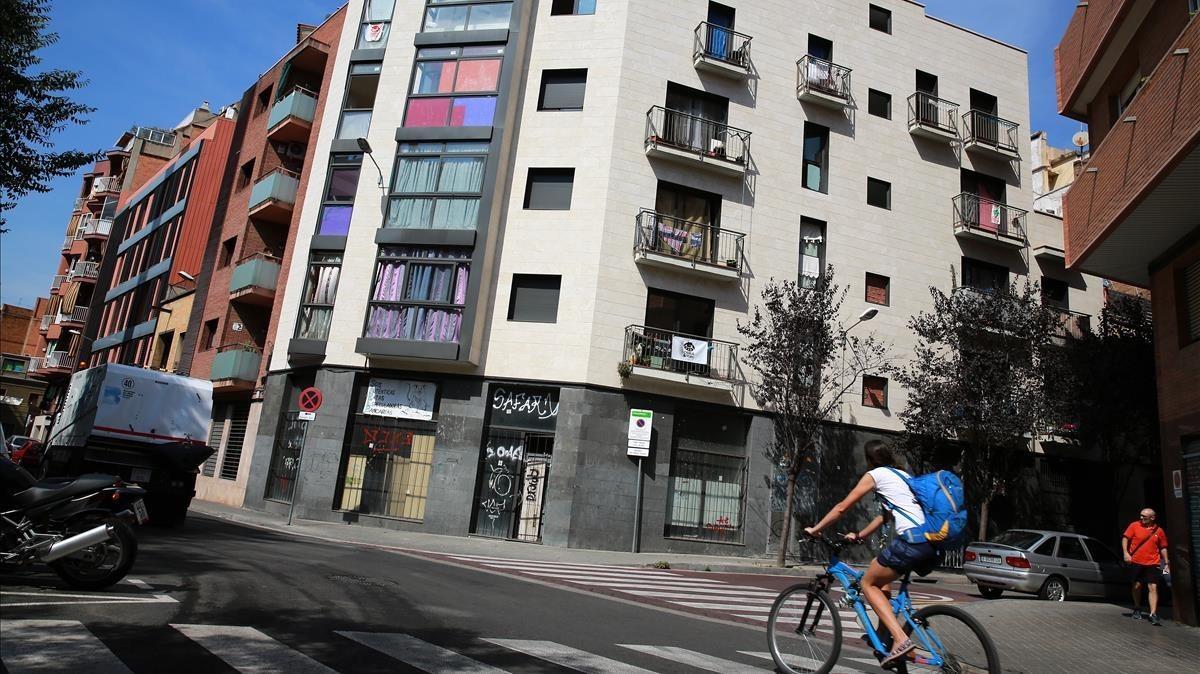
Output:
[877, 537, 937, 574]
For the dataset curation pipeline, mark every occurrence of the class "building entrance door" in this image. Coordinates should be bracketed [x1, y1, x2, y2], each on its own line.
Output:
[473, 429, 554, 542]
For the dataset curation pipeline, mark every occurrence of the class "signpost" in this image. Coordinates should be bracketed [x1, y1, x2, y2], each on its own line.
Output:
[628, 409, 653, 552]
[288, 387, 323, 526]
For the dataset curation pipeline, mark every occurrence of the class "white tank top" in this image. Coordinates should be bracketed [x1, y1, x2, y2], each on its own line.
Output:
[868, 467, 926, 535]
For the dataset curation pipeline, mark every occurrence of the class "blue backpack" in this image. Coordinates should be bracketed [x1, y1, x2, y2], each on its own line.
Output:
[883, 467, 968, 548]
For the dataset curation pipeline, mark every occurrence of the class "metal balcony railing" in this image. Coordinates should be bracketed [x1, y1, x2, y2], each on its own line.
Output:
[693, 22, 752, 69]
[953, 193, 1027, 242]
[57, 307, 89, 325]
[230, 252, 281, 294]
[28, 357, 43, 372]
[61, 235, 74, 250]
[645, 106, 750, 165]
[80, 215, 113, 237]
[962, 110, 1020, 155]
[623, 325, 738, 382]
[1050, 307, 1091, 339]
[130, 126, 177, 147]
[68, 261, 101, 280]
[39, 314, 53, 331]
[91, 175, 122, 195]
[73, 197, 87, 212]
[908, 92, 959, 136]
[796, 55, 852, 102]
[43, 350, 74, 370]
[634, 210, 744, 272]
[50, 274, 66, 290]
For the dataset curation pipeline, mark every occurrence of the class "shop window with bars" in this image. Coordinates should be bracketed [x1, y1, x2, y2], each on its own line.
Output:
[404, 46, 504, 128]
[665, 409, 749, 542]
[336, 414, 436, 521]
[219, 404, 250, 481]
[364, 246, 471, 343]
[296, 253, 343, 341]
[386, 142, 488, 230]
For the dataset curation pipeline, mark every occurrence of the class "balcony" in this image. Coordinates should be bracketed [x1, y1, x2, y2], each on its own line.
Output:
[68, 260, 101, 282]
[622, 325, 738, 392]
[73, 197, 87, 212]
[952, 193, 1027, 248]
[692, 22, 752, 79]
[39, 314, 52, 332]
[56, 307, 89, 327]
[38, 350, 75, 376]
[1051, 307, 1091, 341]
[795, 55, 852, 109]
[130, 126, 177, 147]
[90, 175, 122, 198]
[645, 107, 750, 178]
[633, 210, 743, 280]
[50, 275, 66, 292]
[229, 253, 281, 305]
[80, 215, 113, 240]
[211, 345, 262, 391]
[962, 111, 1021, 161]
[907, 92, 959, 142]
[248, 168, 300, 223]
[61, 234, 74, 251]
[267, 87, 318, 143]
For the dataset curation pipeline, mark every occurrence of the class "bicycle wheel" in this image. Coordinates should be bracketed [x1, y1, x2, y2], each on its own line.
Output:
[903, 604, 1000, 673]
[767, 584, 842, 674]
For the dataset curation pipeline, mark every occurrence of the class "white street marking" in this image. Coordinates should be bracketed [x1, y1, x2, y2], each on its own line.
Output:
[444, 554, 643, 571]
[0, 619, 131, 673]
[623, 589, 780, 599]
[484, 639, 654, 673]
[619, 645, 767, 672]
[337, 631, 504, 673]
[171, 624, 335, 673]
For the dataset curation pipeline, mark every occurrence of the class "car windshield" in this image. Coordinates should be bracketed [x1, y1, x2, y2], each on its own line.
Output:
[990, 530, 1043, 550]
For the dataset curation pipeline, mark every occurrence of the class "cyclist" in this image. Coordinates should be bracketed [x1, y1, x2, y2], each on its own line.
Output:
[804, 440, 935, 668]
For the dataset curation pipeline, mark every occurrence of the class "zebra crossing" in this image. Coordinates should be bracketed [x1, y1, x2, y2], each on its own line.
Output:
[0, 618, 882, 673]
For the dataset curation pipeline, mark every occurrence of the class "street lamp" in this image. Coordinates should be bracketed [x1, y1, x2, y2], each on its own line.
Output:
[839, 307, 879, 421]
[356, 137, 386, 189]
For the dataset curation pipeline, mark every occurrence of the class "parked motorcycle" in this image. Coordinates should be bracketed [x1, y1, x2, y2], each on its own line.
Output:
[1, 454, 147, 590]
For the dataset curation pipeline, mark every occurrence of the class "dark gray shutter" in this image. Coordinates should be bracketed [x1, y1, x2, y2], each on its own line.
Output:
[219, 404, 250, 481]
[203, 405, 226, 477]
[524, 169, 575, 210]
[1185, 260, 1200, 342]
[509, 275, 562, 323]
[539, 69, 587, 111]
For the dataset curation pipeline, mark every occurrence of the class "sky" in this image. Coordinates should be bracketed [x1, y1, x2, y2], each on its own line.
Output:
[0, 0, 1081, 309]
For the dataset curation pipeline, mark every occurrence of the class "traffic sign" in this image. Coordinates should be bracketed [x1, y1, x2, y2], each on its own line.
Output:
[298, 387, 323, 413]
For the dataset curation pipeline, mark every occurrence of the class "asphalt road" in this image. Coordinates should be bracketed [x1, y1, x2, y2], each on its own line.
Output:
[1, 515, 892, 673]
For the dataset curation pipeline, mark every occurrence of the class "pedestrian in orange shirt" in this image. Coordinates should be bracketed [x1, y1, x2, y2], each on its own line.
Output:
[1122, 508, 1169, 626]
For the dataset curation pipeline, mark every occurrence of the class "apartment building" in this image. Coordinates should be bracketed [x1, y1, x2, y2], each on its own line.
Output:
[1, 304, 49, 438]
[1055, 0, 1200, 625]
[182, 10, 347, 507]
[226, 0, 1108, 555]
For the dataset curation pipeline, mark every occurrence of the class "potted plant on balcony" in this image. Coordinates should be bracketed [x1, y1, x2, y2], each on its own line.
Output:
[617, 360, 633, 378]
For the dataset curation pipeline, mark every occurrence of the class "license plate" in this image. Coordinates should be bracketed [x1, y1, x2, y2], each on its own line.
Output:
[132, 499, 149, 525]
[130, 468, 151, 483]
[980, 553, 1002, 565]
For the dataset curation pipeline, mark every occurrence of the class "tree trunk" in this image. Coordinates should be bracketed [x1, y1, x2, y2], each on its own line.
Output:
[777, 470, 798, 567]
[979, 496, 991, 542]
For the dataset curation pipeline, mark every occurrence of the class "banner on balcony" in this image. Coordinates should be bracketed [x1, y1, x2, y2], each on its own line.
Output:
[363, 378, 436, 420]
[656, 221, 706, 258]
[671, 336, 710, 365]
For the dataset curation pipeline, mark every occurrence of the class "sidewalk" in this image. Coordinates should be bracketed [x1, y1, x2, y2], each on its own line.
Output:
[187, 500, 972, 590]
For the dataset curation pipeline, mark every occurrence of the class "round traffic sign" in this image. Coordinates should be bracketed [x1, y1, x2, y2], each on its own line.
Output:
[298, 386, 323, 413]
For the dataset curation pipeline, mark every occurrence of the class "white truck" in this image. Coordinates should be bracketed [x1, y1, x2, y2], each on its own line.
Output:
[45, 364, 215, 524]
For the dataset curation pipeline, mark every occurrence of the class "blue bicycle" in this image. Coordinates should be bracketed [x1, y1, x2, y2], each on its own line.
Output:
[767, 535, 1000, 673]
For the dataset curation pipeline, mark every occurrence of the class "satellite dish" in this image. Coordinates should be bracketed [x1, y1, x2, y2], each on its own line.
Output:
[1072, 131, 1089, 148]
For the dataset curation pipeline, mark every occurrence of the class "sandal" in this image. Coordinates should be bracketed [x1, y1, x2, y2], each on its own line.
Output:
[880, 638, 915, 668]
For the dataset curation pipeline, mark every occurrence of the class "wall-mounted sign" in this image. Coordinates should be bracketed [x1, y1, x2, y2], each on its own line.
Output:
[1173, 469, 1183, 498]
[363, 378, 436, 420]
[627, 408, 652, 457]
[489, 385, 559, 432]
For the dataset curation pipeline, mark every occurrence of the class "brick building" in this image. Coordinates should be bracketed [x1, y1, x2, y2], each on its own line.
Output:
[1056, 0, 1200, 625]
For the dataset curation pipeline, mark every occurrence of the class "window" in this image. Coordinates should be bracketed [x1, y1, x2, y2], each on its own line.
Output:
[1083, 538, 1120, 566]
[802, 123, 829, 193]
[1057, 536, 1088, 561]
[386, 142, 488, 230]
[1, 358, 25, 373]
[962, 257, 1009, 293]
[365, 246, 471, 343]
[868, 89, 891, 119]
[296, 252, 343, 341]
[538, 69, 587, 111]
[316, 153, 363, 236]
[336, 392, 437, 521]
[202, 319, 219, 350]
[1033, 536, 1057, 556]
[799, 217, 826, 289]
[866, 273, 890, 306]
[869, 4, 892, 33]
[423, 2, 513, 32]
[337, 62, 381, 140]
[211, 403, 250, 481]
[1191, 0, 1200, 15]
[219, 238, 237, 268]
[862, 375, 888, 408]
[508, 274, 561, 323]
[1042, 277, 1069, 310]
[551, 0, 595, 15]
[357, 0, 395, 50]
[665, 409, 748, 541]
[524, 168, 574, 210]
[255, 86, 273, 116]
[154, 331, 174, 370]
[237, 159, 255, 190]
[867, 177, 891, 209]
[404, 46, 504, 128]
[1182, 259, 1200, 344]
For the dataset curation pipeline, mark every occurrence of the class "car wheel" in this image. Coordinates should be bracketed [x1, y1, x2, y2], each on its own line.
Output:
[978, 586, 1004, 600]
[1039, 576, 1068, 602]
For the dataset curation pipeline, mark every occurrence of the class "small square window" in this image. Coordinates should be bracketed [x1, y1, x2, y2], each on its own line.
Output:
[508, 274, 562, 323]
[866, 273, 890, 306]
[868, 89, 891, 119]
[202, 319, 219, 351]
[863, 375, 889, 408]
[524, 168, 575, 210]
[538, 69, 587, 111]
[551, 0, 595, 16]
[256, 86, 273, 116]
[237, 159, 255, 190]
[869, 4, 892, 34]
[867, 177, 891, 209]
[219, 238, 237, 268]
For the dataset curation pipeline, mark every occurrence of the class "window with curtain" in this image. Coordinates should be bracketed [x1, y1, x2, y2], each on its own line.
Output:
[365, 246, 472, 343]
[800, 217, 826, 289]
[423, 2, 513, 32]
[316, 154, 363, 236]
[386, 142, 488, 230]
[296, 252, 343, 341]
[404, 46, 504, 128]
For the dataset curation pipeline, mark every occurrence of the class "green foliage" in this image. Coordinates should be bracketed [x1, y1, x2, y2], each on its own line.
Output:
[0, 0, 100, 230]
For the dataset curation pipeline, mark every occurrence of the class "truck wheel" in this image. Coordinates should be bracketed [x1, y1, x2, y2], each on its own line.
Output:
[50, 517, 137, 590]
[152, 497, 190, 527]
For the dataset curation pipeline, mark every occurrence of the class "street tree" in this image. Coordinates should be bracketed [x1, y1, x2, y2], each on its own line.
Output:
[739, 267, 890, 567]
[891, 278, 1062, 540]
[0, 0, 99, 232]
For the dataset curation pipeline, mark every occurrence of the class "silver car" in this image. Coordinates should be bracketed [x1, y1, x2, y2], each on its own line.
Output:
[962, 529, 1127, 601]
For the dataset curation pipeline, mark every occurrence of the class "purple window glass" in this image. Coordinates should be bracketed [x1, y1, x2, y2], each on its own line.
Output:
[318, 205, 353, 236]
